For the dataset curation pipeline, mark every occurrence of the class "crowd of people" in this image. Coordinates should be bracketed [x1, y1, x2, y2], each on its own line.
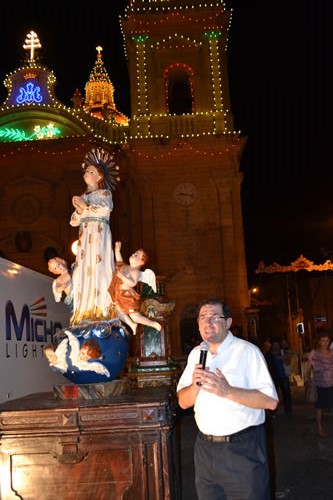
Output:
[261, 330, 333, 437]
[263, 337, 293, 419]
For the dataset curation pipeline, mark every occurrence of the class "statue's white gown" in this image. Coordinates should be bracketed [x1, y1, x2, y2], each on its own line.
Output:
[70, 188, 115, 325]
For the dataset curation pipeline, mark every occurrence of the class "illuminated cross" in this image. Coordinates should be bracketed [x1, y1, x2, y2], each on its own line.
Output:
[96, 45, 103, 55]
[23, 31, 42, 61]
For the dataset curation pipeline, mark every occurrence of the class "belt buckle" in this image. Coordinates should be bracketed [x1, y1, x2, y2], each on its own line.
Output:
[203, 433, 231, 443]
[201, 426, 255, 443]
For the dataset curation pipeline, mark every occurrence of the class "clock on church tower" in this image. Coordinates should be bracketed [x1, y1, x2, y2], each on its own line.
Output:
[173, 183, 198, 207]
[121, 0, 250, 354]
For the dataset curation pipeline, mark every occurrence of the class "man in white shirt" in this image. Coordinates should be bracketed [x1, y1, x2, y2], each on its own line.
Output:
[177, 298, 278, 500]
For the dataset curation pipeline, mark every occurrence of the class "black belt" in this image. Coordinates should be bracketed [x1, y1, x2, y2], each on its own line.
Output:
[199, 425, 260, 443]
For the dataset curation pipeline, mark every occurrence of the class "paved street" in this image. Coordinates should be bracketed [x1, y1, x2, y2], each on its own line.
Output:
[178, 386, 333, 499]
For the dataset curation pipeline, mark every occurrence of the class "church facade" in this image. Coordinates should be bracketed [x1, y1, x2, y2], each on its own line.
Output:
[0, 1, 251, 355]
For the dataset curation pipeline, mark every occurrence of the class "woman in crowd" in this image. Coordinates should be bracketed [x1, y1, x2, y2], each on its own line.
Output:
[306, 329, 333, 438]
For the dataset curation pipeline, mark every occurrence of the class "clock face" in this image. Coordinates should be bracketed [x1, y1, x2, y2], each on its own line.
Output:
[173, 182, 198, 206]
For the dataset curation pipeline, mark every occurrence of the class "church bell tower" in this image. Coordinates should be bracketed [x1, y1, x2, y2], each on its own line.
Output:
[121, 0, 250, 352]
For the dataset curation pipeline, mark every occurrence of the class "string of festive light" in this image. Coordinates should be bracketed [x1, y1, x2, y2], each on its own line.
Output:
[123, 8, 225, 25]
[125, 137, 241, 161]
[120, 2, 229, 61]
[1, 134, 241, 160]
[0, 139, 96, 158]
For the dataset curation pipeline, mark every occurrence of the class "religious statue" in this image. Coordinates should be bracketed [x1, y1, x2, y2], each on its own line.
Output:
[45, 147, 162, 386]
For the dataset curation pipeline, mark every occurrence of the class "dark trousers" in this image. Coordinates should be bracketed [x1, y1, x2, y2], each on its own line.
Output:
[194, 424, 271, 500]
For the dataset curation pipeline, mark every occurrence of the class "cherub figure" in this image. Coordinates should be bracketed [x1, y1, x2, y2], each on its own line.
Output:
[64, 330, 110, 377]
[109, 241, 162, 336]
[44, 333, 110, 377]
[43, 340, 69, 373]
[48, 257, 73, 313]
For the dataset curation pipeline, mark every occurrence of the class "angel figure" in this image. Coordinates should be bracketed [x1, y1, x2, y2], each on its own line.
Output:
[109, 241, 162, 335]
[48, 257, 73, 314]
[43, 339, 69, 373]
[64, 330, 110, 377]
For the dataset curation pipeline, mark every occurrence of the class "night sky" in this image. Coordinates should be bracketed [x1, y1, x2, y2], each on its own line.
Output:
[0, 0, 332, 281]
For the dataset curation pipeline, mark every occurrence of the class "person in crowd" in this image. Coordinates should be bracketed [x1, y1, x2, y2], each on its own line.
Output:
[280, 338, 292, 376]
[70, 147, 119, 325]
[109, 241, 162, 335]
[306, 329, 333, 438]
[264, 338, 293, 418]
[177, 298, 278, 500]
[48, 257, 73, 313]
[261, 337, 272, 354]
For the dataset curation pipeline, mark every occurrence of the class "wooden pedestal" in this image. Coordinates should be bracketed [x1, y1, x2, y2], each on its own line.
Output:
[0, 387, 180, 499]
[53, 379, 129, 400]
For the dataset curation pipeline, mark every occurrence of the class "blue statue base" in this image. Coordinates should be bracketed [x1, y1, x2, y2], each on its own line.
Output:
[49, 320, 131, 385]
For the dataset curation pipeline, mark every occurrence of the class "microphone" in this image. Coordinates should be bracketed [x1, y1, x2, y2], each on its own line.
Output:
[197, 341, 209, 386]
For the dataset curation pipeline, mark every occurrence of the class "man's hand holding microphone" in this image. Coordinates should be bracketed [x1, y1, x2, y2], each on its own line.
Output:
[196, 341, 209, 386]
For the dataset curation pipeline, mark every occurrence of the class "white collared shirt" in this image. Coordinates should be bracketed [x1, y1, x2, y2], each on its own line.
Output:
[177, 332, 278, 435]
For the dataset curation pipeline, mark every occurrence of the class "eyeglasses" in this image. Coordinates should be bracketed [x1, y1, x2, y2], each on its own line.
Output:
[197, 315, 226, 324]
